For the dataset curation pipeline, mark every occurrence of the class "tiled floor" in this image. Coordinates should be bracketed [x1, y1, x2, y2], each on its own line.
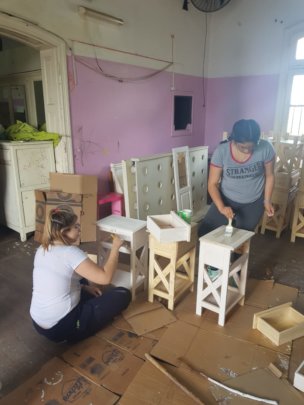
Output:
[0, 225, 303, 400]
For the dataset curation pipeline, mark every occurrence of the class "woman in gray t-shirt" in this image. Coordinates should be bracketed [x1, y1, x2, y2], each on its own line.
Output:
[198, 119, 275, 237]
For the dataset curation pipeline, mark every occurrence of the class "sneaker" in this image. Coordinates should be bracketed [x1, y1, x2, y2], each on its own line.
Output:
[207, 266, 220, 281]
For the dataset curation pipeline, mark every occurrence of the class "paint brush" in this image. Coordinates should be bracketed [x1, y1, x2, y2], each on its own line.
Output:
[225, 218, 233, 236]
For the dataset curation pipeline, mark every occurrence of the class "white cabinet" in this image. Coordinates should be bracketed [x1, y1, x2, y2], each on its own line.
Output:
[0, 141, 55, 241]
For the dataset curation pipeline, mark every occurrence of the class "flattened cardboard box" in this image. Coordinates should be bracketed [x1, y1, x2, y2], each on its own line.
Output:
[174, 291, 292, 354]
[95, 324, 158, 360]
[150, 320, 290, 381]
[245, 279, 298, 309]
[122, 297, 177, 335]
[211, 368, 304, 405]
[34, 189, 96, 244]
[0, 357, 118, 405]
[120, 360, 216, 405]
[62, 335, 144, 395]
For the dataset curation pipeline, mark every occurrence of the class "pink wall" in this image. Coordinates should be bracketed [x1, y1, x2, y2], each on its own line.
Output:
[67, 56, 280, 195]
[204, 74, 279, 153]
[67, 56, 205, 194]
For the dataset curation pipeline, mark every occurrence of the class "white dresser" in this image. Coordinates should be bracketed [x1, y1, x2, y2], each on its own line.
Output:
[0, 141, 55, 241]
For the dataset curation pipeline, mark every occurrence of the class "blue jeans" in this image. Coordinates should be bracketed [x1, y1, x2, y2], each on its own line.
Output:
[198, 193, 264, 237]
[32, 286, 131, 343]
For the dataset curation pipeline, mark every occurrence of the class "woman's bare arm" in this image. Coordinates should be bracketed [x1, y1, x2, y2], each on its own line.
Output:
[264, 159, 275, 216]
[208, 165, 234, 219]
[75, 235, 123, 285]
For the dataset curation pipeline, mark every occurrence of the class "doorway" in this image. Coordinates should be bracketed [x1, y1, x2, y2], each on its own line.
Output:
[0, 11, 73, 173]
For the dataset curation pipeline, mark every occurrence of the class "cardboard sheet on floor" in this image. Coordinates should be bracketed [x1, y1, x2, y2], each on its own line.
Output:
[151, 321, 290, 381]
[62, 336, 143, 395]
[0, 357, 118, 405]
[174, 291, 207, 328]
[122, 298, 176, 335]
[113, 316, 168, 340]
[119, 359, 216, 405]
[245, 279, 298, 309]
[211, 368, 304, 405]
[95, 324, 157, 360]
[174, 293, 291, 355]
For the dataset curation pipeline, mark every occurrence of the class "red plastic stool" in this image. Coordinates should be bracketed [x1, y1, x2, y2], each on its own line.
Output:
[98, 192, 124, 216]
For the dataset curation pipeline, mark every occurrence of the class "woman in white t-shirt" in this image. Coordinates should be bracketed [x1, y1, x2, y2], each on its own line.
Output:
[198, 119, 275, 237]
[30, 208, 131, 343]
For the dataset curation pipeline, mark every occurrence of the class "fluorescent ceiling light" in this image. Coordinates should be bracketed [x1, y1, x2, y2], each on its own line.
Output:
[78, 6, 124, 25]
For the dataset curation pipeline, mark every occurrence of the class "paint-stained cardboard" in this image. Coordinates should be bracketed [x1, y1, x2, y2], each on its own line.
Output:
[0, 357, 118, 405]
[120, 360, 216, 405]
[151, 320, 290, 380]
[211, 368, 304, 404]
[62, 336, 143, 395]
[122, 297, 177, 335]
[34, 173, 98, 243]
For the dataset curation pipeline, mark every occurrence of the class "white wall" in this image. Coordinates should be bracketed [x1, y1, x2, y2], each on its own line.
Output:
[0, 0, 208, 76]
[207, 0, 304, 77]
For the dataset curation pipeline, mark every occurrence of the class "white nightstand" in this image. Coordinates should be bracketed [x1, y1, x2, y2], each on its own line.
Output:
[96, 215, 148, 300]
[196, 226, 254, 326]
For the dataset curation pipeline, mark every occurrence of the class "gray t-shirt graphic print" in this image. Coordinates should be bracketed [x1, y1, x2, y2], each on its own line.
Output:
[211, 139, 275, 204]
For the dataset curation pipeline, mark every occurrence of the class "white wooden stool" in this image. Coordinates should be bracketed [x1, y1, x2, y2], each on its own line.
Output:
[148, 225, 197, 310]
[96, 215, 148, 300]
[196, 226, 254, 326]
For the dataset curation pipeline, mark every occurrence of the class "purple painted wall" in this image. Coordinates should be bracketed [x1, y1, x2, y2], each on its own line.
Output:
[67, 56, 280, 194]
[204, 74, 279, 153]
[67, 56, 205, 194]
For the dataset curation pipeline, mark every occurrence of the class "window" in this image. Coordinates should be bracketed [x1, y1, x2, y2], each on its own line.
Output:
[172, 92, 193, 137]
[286, 38, 304, 136]
[279, 31, 304, 137]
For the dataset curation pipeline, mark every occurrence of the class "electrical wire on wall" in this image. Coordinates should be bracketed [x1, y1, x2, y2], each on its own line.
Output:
[72, 39, 173, 83]
[171, 34, 175, 91]
[202, 13, 208, 107]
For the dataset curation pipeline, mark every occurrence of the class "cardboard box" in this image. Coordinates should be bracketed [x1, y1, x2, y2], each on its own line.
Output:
[0, 357, 118, 405]
[50, 172, 98, 195]
[147, 211, 191, 243]
[34, 189, 82, 244]
[34, 173, 98, 243]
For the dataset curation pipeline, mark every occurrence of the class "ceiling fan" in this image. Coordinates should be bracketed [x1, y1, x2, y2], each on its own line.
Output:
[184, 0, 232, 13]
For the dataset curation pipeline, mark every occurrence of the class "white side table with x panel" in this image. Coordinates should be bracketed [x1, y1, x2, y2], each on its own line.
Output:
[96, 215, 148, 300]
[196, 226, 254, 326]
